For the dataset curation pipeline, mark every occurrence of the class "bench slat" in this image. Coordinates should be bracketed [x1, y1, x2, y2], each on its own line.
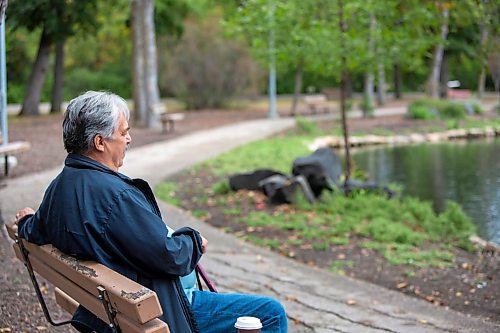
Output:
[55, 289, 169, 333]
[0, 141, 31, 154]
[12, 245, 169, 333]
[6, 225, 163, 325]
[19, 240, 162, 324]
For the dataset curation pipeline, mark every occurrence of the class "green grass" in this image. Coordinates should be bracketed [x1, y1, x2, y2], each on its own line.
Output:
[197, 135, 313, 175]
[155, 182, 181, 206]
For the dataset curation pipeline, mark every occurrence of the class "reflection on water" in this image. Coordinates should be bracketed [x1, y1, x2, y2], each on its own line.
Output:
[352, 138, 500, 244]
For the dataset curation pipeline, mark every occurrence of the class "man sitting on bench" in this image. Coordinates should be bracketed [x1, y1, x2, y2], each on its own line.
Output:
[15, 91, 287, 333]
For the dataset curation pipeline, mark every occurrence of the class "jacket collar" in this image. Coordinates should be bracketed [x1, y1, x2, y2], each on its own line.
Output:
[65, 153, 133, 183]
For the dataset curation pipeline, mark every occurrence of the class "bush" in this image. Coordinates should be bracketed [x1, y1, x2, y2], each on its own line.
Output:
[295, 117, 320, 135]
[165, 11, 261, 110]
[440, 102, 467, 119]
[408, 105, 438, 120]
[407, 98, 469, 120]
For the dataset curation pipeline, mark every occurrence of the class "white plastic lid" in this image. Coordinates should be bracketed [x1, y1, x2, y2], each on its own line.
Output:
[234, 316, 263, 329]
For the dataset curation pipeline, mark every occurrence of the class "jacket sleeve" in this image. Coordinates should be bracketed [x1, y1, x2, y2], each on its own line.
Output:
[102, 189, 203, 278]
[17, 211, 49, 245]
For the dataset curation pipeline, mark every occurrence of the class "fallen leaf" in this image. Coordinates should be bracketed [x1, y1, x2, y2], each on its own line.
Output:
[346, 299, 357, 305]
[396, 282, 408, 289]
[286, 295, 298, 302]
[0, 328, 12, 333]
[417, 319, 428, 324]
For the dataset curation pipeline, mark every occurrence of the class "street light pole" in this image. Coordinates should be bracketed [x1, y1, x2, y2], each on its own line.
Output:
[267, 0, 278, 119]
[0, 0, 8, 146]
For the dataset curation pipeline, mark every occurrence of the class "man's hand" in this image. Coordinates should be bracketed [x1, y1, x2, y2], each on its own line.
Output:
[15, 207, 35, 225]
[201, 236, 208, 253]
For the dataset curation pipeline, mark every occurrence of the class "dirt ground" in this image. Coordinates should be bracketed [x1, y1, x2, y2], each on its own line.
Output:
[1, 102, 498, 332]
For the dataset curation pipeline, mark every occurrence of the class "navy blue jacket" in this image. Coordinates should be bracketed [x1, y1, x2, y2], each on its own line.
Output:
[18, 154, 203, 333]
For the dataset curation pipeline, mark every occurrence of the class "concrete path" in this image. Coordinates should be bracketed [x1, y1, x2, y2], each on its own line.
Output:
[1, 112, 498, 333]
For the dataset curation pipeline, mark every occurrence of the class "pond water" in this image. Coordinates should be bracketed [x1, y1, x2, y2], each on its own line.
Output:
[352, 138, 500, 245]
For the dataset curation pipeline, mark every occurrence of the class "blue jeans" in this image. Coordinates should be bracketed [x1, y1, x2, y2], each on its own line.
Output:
[191, 291, 287, 333]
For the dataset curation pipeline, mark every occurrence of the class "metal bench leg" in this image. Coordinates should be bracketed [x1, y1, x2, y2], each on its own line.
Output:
[17, 240, 72, 327]
[4, 155, 7, 176]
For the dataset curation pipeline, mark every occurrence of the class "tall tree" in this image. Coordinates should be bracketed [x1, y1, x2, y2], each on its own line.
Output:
[7, 0, 98, 115]
[427, 3, 449, 99]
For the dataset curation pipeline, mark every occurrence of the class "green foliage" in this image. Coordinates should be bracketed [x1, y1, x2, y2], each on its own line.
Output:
[200, 136, 311, 175]
[295, 117, 320, 135]
[407, 98, 469, 120]
[470, 102, 484, 115]
[63, 66, 131, 100]
[191, 210, 210, 219]
[329, 260, 354, 274]
[155, 182, 181, 206]
[7, 0, 99, 39]
[244, 235, 281, 251]
[164, 10, 260, 109]
[440, 103, 467, 119]
[383, 244, 454, 268]
[212, 180, 231, 195]
[408, 105, 438, 120]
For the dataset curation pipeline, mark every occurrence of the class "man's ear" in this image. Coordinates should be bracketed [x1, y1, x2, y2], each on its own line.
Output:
[93, 134, 105, 152]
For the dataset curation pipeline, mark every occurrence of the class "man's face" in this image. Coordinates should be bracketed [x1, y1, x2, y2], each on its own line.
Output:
[103, 112, 131, 171]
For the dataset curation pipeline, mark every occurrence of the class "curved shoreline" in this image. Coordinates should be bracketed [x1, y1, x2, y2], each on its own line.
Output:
[310, 126, 500, 150]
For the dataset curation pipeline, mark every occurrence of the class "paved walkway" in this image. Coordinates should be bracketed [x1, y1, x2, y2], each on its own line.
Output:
[1, 111, 498, 333]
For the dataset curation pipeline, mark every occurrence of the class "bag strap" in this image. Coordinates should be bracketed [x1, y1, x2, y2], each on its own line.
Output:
[195, 264, 218, 293]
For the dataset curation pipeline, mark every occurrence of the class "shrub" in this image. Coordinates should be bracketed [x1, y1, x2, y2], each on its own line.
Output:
[440, 102, 467, 119]
[212, 180, 231, 195]
[407, 98, 469, 120]
[165, 11, 261, 109]
[408, 105, 438, 120]
[295, 117, 320, 135]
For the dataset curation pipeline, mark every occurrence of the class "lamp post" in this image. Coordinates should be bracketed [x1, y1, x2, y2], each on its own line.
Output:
[0, 0, 8, 146]
[267, 0, 278, 119]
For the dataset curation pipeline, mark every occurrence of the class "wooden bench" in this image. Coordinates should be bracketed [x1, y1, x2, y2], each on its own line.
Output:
[149, 103, 185, 134]
[5, 223, 170, 333]
[159, 113, 185, 134]
[0, 141, 31, 175]
[447, 89, 471, 100]
[303, 95, 336, 114]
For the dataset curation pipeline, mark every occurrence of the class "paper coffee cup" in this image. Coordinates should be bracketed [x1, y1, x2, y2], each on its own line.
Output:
[234, 316, 262, 331]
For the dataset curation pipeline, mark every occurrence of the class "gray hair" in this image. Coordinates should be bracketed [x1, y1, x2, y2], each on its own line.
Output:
[63, 91, 130, 154]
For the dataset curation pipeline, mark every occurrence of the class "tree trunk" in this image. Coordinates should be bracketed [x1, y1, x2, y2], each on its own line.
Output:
[477, 25, 489, 99]
[439, 51, 448, 98]
[376, 60, 385, 106]
[131, 0, 147, 127]
[338, 0, 352, 186]
[427, 8, 449, 99]
[363, 12, 375, 117]
[345, 72, 353, 99]
[143, 0, 160, 127]
[364, 72, 374, 117]
[50, 40, 65, 114]
[393, 63, 402, 99]
[290, 59, 303, 116]
[21, 28, 52, 116]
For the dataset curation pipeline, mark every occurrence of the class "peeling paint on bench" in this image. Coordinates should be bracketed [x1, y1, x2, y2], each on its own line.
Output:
[121, 288, 154, 300]
[57, 252, 98, 278]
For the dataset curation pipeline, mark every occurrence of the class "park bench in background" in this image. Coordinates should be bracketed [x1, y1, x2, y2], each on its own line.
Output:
[0, 141, 31, 175]
[159, 112, 185, 134]
[303, 94, 336, 114]
[5, 223, 170, 333]
[150, 103, 185, 134]
[447, 88, 472, 100]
